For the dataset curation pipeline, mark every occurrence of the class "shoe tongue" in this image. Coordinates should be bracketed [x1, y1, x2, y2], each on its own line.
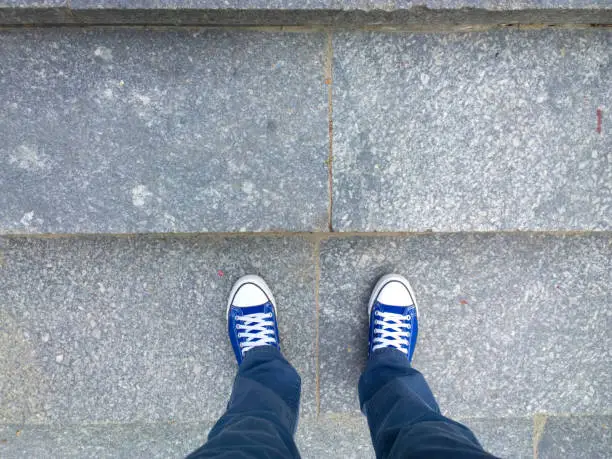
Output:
[239, 302, 271, 316]
[376, 302, 415, 316]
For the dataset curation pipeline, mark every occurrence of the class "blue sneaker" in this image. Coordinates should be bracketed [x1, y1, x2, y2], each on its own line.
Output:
[368, 274, 419, 362]
[227, 275, 280, 365]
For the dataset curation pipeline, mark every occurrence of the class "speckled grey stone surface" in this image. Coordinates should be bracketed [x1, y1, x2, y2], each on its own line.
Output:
[0, 422, 212, 458]
[0, 416, 537, 458]
[0, 236, 317, 424]
[1, 0, 65, 5]
[296, 414, 374, 458]
[355, 0, 611, 6]
[319, 234, 611, 417]
[7, 0, 612, 9]
[66, 0, 612, 8]
[0, 29, 328, 234]
[538, 415, 612, 459]
[1, 417, 372, 459]
[298, 415, 535, 459]
[332, 30, 611, 231]
[461, 417, 533, 458]
[70, 0, 330, 7]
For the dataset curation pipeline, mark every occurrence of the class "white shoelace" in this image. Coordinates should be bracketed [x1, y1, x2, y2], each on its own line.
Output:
[372, 310, 411, 353]
[236, 312, 276, 354]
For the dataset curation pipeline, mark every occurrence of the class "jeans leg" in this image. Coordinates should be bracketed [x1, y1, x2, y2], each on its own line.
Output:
[359, 348, 498, 459]
[186, 346, 301, 459]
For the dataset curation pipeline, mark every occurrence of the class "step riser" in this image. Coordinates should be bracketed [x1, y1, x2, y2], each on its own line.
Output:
[1, 5, 611, 27]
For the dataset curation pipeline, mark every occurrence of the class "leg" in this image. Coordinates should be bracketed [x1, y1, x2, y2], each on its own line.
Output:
[362, 274, 497, 459]
[360, 348, 496, 459]
[188, 346, 300, 458]
[186, 276, 301, 459]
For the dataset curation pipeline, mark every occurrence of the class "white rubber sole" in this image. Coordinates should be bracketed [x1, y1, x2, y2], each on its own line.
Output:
[226, 275, 278, 320]
[367, 273, 419, 319]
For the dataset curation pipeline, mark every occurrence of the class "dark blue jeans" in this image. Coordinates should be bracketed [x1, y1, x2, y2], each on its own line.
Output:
[187, 347, 497, 459]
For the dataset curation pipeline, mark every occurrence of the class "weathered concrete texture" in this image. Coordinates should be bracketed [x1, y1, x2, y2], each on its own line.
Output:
[0, 416, 537, 458]
[0, 236, 317, 424]
[332, 30, 611, 232]
[0, 29, 328, 234]
[319, 234, 611, 417]
[1, 0, 65, 5]
[461, 417, 533, 458]
[538, 415, 612, 459]
[66, 0, 612, 8]
[0, 0, 67, 24]
[4, 0, 612, 8]
[0, 422, 212, 458]
[297, 414, 374, 458]
[298, 415, 534, 458]
[1, 1, 610, 25]
[0, 416, 361, 458]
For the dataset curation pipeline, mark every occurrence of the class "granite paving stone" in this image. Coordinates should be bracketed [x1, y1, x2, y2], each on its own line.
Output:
[332, 30, 611, 231]
[538, 415, 612, 459]
[0, 235, 317, 424]
[6, 0, 612, 9]
[0, 0, 68, 24]
[0, 422, 212, 458]
[296, 414, 374, 458]
[70, 0, 331, 7]
[298, 415, 534, 458]
[1, 0, 66, 5]
[0, 416, 536, 458]
[0, 416, 372, 458]
[460, 417, 533, 458]
[319, 233, 611, 417]
[0, 29, 328, 234]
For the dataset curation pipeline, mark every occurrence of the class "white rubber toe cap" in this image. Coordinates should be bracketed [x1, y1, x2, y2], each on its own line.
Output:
[232, 283, 269, 307]
[368, 274, 418, 316]
[227, 275, 277, 316]
[376, 281, 413, 306]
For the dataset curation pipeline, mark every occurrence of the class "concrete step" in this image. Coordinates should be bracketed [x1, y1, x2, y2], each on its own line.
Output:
[331, 29, 611, 231]
[1, 233, 610, 457]
[1, 28, 610, 234]
[319, 233, 610, 418]
[0, 29, 329, 234]
[2, 415, 611, 458]
[1, 1, 611, 27]
[0, 415, 538, 458]
[2, 415, 609, 458]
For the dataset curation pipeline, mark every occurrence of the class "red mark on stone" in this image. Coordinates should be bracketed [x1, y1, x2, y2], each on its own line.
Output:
[596, 108, 603, 134]
[459, 299, 469, 305]
[217, 270, 224, 277]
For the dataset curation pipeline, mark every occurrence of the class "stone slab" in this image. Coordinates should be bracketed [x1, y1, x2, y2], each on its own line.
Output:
[0, 422, 212, 458]
[299, 415, 534, 458]
[0, 0, 68, 24]
[1, 1, 610, 26]
[538, 415, 612, 459]
[0, 0, 66, 5]
[0, 29, 328, 234]
[319, 234, 612, 417]
[297, 414, 374, 458]
[332, 30, 611, 231]
[0, 235, 317, 424]
[0, 416, 538, 458]
[461, 417, 533, 458]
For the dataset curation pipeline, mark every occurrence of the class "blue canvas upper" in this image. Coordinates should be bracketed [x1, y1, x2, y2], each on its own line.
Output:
[228, 301, 280, 365]
[369, 301, 418, 363]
